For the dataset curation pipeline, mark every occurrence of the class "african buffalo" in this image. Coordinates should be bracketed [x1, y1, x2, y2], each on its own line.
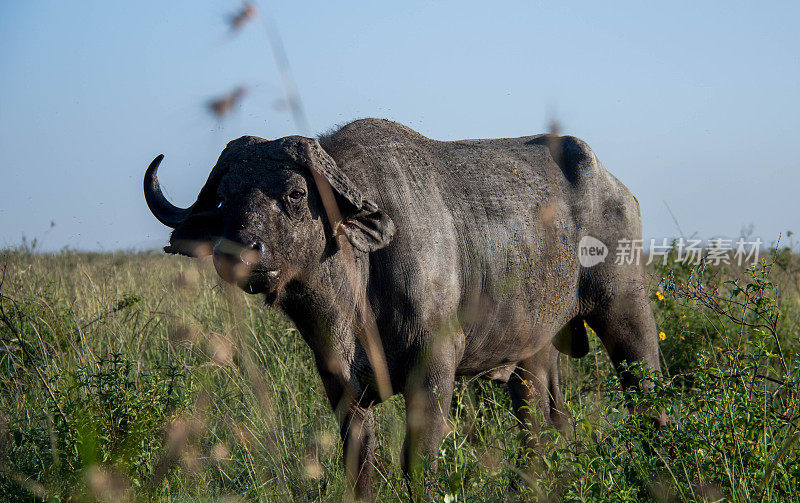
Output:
[144, 118, 663, 499]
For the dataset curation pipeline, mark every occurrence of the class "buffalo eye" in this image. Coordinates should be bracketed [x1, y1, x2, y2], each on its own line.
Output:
[287, 189, 306, 203]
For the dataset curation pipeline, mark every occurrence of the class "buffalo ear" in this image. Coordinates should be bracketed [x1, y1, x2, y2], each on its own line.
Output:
[268, 136, 396, 253]
[337, 206, 395, 253]
[164, 210, 222, 257]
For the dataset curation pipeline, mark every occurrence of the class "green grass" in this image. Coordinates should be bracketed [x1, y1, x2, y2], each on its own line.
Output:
[0, 242, 799, 501]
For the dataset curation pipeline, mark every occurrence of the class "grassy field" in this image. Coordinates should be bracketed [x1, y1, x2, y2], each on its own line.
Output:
[0, 242, 799, 502]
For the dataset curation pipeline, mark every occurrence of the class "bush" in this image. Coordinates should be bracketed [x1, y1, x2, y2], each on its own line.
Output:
[0, 245, 798, 501]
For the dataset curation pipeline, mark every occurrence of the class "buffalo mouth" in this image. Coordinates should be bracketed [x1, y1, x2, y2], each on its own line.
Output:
[240, 269, 281, 294]
[213, 252, 281, 294]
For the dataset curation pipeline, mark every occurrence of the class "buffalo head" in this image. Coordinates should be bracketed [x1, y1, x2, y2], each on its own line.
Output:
[144, 135, 395, 298]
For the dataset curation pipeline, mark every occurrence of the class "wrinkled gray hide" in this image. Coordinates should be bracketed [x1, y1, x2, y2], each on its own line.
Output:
[144, 119, 662, 500]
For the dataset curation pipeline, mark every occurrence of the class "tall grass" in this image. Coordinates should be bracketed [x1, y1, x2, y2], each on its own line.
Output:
[0, 242, 798, 501]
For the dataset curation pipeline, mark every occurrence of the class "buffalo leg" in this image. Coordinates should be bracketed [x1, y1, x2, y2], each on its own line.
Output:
[587, 275, 666, 425]
[319, 370, 376, 501]
[340, 404, 376, 501]
[402, 349, 457, 480]
[508, 344, 569, 453]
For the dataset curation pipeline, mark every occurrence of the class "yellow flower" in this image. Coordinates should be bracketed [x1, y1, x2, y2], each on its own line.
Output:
[681, 313, 686, 319]
[656, 291, 664, 301]
[659, 331, 666, 340]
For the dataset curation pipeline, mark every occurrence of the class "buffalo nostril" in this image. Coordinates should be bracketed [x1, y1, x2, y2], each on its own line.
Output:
[238, 241, 262, 265]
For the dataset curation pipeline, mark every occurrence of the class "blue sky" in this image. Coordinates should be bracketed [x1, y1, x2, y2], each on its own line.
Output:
[1, 1, 798, 251]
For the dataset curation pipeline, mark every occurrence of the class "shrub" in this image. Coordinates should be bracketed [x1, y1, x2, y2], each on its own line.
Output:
[1, 245, 798, 501]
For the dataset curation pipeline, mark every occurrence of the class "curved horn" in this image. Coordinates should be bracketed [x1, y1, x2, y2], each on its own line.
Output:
[143, 155, 194, 228]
